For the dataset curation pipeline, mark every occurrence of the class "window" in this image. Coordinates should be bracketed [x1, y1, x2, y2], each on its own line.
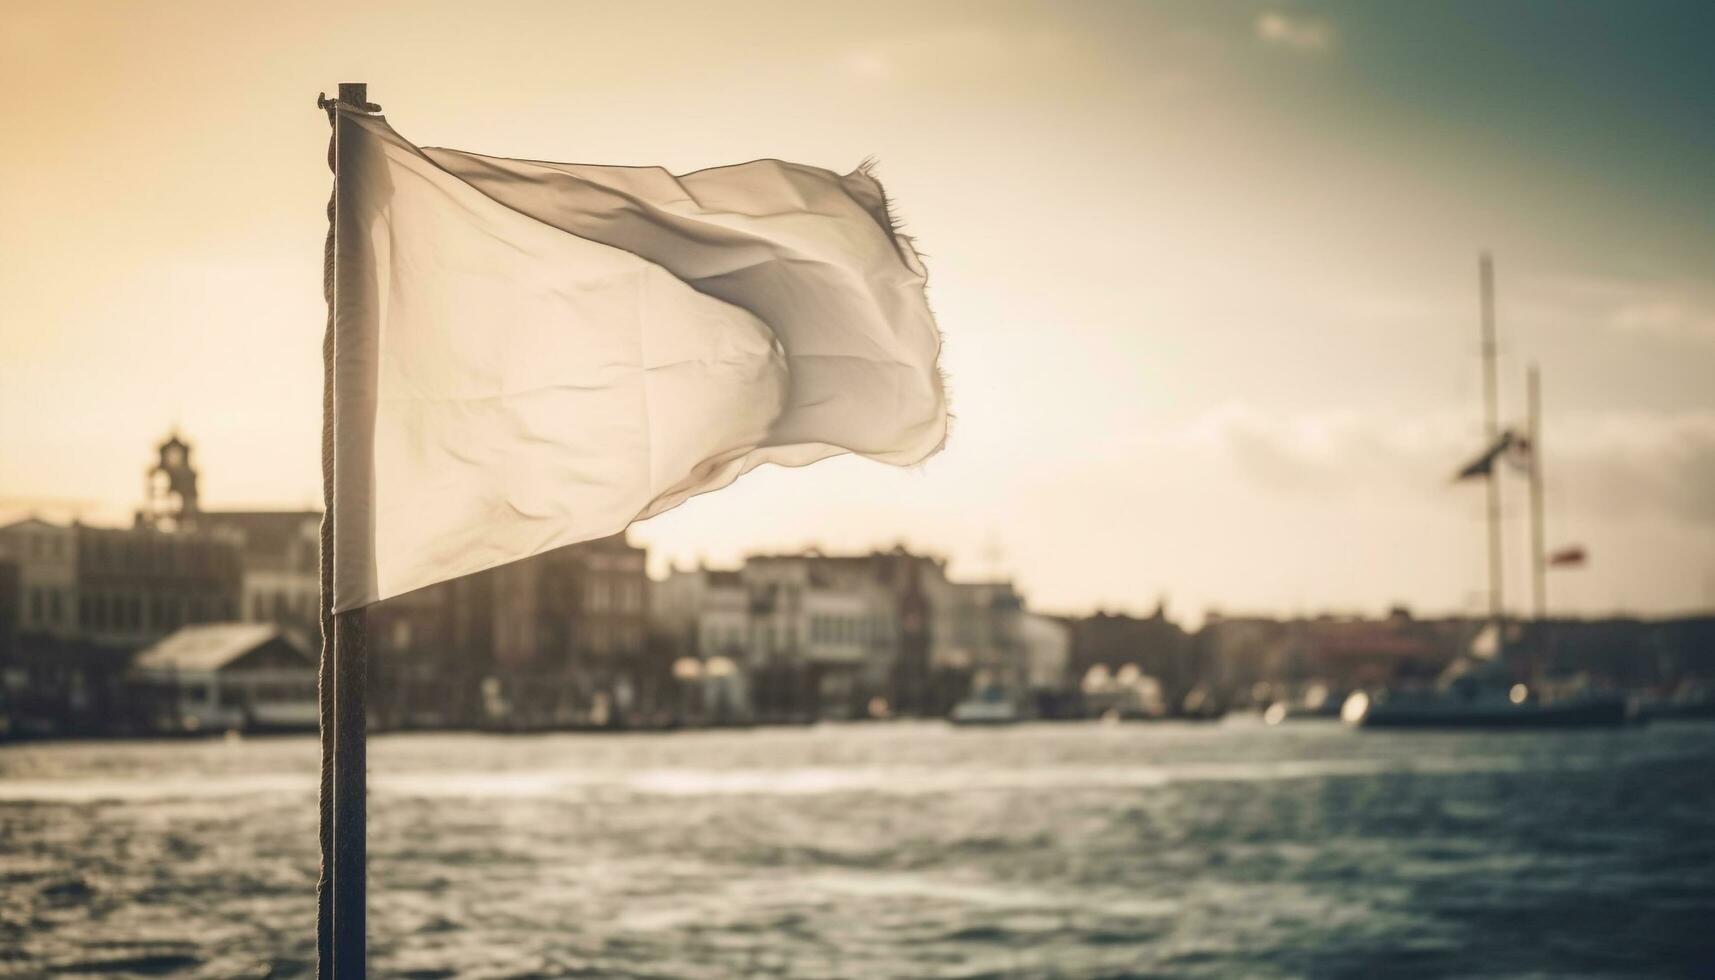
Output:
[27, 588, 42, 626]
[587, 579, 611, 611]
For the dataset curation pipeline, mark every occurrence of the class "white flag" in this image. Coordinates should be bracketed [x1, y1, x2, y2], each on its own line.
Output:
[331, 109, 947, 611]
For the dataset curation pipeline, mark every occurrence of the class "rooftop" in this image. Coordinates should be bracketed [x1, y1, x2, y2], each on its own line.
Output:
[133, 623, 308, 672]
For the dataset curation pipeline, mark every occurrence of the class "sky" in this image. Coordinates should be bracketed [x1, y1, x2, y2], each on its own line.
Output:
[3, 1, 1713, 624]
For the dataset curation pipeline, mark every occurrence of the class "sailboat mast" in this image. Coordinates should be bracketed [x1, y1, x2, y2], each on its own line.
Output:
[1528, 364, 1545, 620]
[1480, 253, 1504, 633]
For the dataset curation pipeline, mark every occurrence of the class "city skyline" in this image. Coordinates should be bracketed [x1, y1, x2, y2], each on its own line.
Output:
[4, 1, 1713, 624]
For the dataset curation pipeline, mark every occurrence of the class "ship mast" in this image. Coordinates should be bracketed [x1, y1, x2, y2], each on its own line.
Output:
[1479, 253, 1505, 645]
[1527, 364, 1546, 622]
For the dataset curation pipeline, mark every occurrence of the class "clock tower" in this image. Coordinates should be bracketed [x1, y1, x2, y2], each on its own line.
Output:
[139, 431, 200, 531]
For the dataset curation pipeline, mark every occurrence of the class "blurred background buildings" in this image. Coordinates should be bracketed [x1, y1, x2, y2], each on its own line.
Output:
[1, 430, 1711, 739]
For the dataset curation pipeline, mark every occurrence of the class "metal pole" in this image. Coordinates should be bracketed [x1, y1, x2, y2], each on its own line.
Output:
[332, 605, 367, 978]
[319, 81, 369, 980]
[1527, 364, 1545, 621]
[1479, 253, 1504, 637]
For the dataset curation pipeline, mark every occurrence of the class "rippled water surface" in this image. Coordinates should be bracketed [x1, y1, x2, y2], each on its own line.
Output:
[3, 720, 1713, 978]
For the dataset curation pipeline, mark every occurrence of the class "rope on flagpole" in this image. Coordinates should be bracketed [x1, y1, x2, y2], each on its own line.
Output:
[316, 88, 338, 980]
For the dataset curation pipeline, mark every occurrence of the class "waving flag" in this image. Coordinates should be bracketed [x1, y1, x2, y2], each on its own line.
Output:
[1453, 430, 1518, 482]
[330, 108, 947, 611]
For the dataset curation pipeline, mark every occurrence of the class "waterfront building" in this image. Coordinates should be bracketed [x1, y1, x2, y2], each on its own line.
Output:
[653, 566, 750, 661]
[0, 517, 243, 647]
[131, 623, 318, 733]
[1019, 612, 1074, 715]
[1070, 603, 1198, 708]
[738, 554, 899, 720]
[133, 431, 324, 636]
[364, 572, 491, 728]
[655, 548, 1047, 719]
[0, 560, 18, 661]
[0, 434, 246, 650]
[754, 547, 943, 715]
[367, 532, 650, 728]
[929, 579, 1026, 690]
[650, 565, 754, 722]
[1296, 609, 1449, 688]
[200, 510, 322, 636]
[1192, 614, 1292, 705]
[1200, 608, 1455, 703]
[0, 634, 138, 738]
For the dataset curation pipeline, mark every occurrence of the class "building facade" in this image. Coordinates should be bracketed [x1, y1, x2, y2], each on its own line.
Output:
[199, 510, 322, 637]
[654, 547, 1046, 719]
[0, 518, 243, 647]
[367, 532, 650, 728]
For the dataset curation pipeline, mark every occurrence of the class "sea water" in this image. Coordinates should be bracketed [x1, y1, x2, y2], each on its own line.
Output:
[2, 720, 1712, 978]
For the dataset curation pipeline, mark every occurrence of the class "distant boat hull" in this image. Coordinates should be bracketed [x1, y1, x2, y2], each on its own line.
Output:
[950, 700, 1024, 726]
[1348, 690, 1631, 729]
[1638, 699, 1715, 722]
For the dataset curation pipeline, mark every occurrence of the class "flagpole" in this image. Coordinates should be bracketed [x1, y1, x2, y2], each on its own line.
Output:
[1527, 364, 1545, 621]
[1479, 252, 1505, 645]
[319, 81, 370, 980]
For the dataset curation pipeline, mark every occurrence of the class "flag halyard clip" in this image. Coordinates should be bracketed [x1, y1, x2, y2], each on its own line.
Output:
[317, 92, 382, 115]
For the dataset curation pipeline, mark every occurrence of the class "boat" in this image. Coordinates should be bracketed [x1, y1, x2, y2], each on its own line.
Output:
[1176, 685, 1228, 722]
[1349, 255, 1628, 731]
[1079, 664, 1168, 721]
[950, 686, 1025, 725]
[1638, 682, 1715, 722]
[1262, 683, 1346, 725]
[1344, 675, 1630, 729]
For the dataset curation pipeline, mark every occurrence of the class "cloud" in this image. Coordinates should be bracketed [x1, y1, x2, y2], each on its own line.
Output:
[1515, 274, 1715, 346]
[1171, 404, 1465, 495]
[1254, 11, 1336, 54]
[1170, 403, 1715, 526]
[1558, 410, 1715, 525]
